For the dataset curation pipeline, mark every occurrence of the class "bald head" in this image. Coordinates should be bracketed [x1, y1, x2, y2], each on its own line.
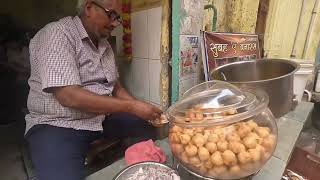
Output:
[77, 0, 122, 42]
[77, 0, 116, 16]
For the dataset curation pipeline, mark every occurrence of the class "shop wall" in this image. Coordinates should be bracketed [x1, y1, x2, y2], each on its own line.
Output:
[175, 0, 204, 101]
[203, 0, 259, 33]
[202, 0, 320, 61]
[264, 0, 320, 60]
[175, 0, 260, 101]
[116, 6, 163, 107]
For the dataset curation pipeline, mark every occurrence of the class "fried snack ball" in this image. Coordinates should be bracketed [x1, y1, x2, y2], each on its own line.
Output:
[203, 130, 211, 142]
[243, 136, 258, 149]
[195, 112, 204, 121]
[197, 164, 208, 174]
[183, 128, 194, 137]
[193, 127, 204, 133]
[237, 124, 252, 138]
[229, 165, 241, 175]
[255, 144, 266, 155]
[228, 141, 246, 154]
[222, 150, 237, 166]
[247, 132, 263, 144]
[213, 165, 227, 175]
[217, 140, 229, 152]
[226, 109, 237, 115]
[226, 132, 241, 142]
[255, 127, 270, 138]
[248, 148, 261, 162]
[224, 124, 236, 134]
[192, 133, 206, 147]
[213, 128, 226, 139]
[208, 133, 219, 143]
[189, 156, 201, 167]
[170, 125, 183, 133]
[205, 142, 217, 153]
[262, 134, 276, 151]
[247, 120, 258, 129]
[185, 144, 198, 157]
[186, 110, 196, 119]
[198, 147, 210, 161]
[171, 143, 184, 154]
[204, 114, 214, 120]
[211, 151, 224, 166]
[204, 160, 213, 169]
[238, 151, 252, 164]
[240, 162, 256, 172]
[169, 133, 181, 144]
[180, 151, 189, 164]
[207, 169, 217, 176]
[179, 134, 191, 145]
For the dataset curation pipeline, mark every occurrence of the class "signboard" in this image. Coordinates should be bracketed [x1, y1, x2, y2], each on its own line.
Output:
[201, 31, 261, 80]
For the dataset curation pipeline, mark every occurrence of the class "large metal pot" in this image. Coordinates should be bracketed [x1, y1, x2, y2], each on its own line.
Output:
[211, 59, 299, 118]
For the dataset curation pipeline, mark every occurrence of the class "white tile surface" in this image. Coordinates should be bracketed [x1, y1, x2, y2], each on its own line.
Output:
[150, 101, 161, 109]
[148, 7, 162, 60]
[149, 60, 161, 104]
[132, 10, 148, 58]
[111, 26, 123, 56]
[117, 57, 133, 93]
[131, 58, 150, 101]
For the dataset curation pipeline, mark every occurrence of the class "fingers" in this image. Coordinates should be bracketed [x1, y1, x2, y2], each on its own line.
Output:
[154, 107, 162, 114]
[153, 112, 161, 119]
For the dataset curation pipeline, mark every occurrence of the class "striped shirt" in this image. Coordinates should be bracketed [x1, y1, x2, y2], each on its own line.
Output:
[25, 16, 119, 133]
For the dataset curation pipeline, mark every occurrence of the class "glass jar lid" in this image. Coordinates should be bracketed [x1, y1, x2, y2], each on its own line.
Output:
[167, 81, 269, 127]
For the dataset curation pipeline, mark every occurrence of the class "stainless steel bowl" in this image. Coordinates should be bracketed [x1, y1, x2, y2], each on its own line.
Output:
[211, 59, 299, 118]
[113, 162, 180, 180]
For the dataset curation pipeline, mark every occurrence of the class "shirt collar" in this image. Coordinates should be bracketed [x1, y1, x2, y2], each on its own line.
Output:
[73, 16, 89, 40]
[73, 16, 111, 54]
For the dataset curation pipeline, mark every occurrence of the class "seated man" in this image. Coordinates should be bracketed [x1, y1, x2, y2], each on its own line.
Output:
[24, 0, 162, 180]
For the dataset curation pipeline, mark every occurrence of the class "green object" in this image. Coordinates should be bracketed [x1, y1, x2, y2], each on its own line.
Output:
[171, 0, 181, 104]
[204, 4, 217, 31]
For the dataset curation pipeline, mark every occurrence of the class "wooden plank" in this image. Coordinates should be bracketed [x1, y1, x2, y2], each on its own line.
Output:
[264, 0, 303, 58]
[132, 0, 162, 12]
[264, 0, 278, 57]
[239, 0, 260, 33]
[304, 0, 320, 60]
[171, 0, 181, 103]
[213, 0, 228, 32]
[256, 0, 270, 57]
[291, 0, 317, 59]
[225, 0, 259, 33]
[226, 0, 242, 32]
[277, 0, 302, 58]
[160, 0, 170, 110]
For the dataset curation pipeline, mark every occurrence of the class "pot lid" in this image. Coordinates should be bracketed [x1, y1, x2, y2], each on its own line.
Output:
[167, 81, 269, 127]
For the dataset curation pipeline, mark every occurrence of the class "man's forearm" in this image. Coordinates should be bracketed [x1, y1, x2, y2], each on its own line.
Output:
[113, 81, 135, 100]
[52, 85, 135, 115]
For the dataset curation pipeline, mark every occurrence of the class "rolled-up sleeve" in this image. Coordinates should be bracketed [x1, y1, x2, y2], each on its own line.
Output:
[37, 27, 81, 92]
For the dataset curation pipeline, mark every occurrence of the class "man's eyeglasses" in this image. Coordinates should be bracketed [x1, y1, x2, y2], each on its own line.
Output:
[91, 1, 123, 25]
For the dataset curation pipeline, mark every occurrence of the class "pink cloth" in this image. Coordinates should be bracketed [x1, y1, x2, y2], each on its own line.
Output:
[125, 139, 166, 166]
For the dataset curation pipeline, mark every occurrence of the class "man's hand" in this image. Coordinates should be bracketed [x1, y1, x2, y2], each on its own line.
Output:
[131, 100, 162, 121]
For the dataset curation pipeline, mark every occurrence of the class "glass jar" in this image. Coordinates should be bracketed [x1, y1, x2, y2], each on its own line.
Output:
[167, 81, 278, 179]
